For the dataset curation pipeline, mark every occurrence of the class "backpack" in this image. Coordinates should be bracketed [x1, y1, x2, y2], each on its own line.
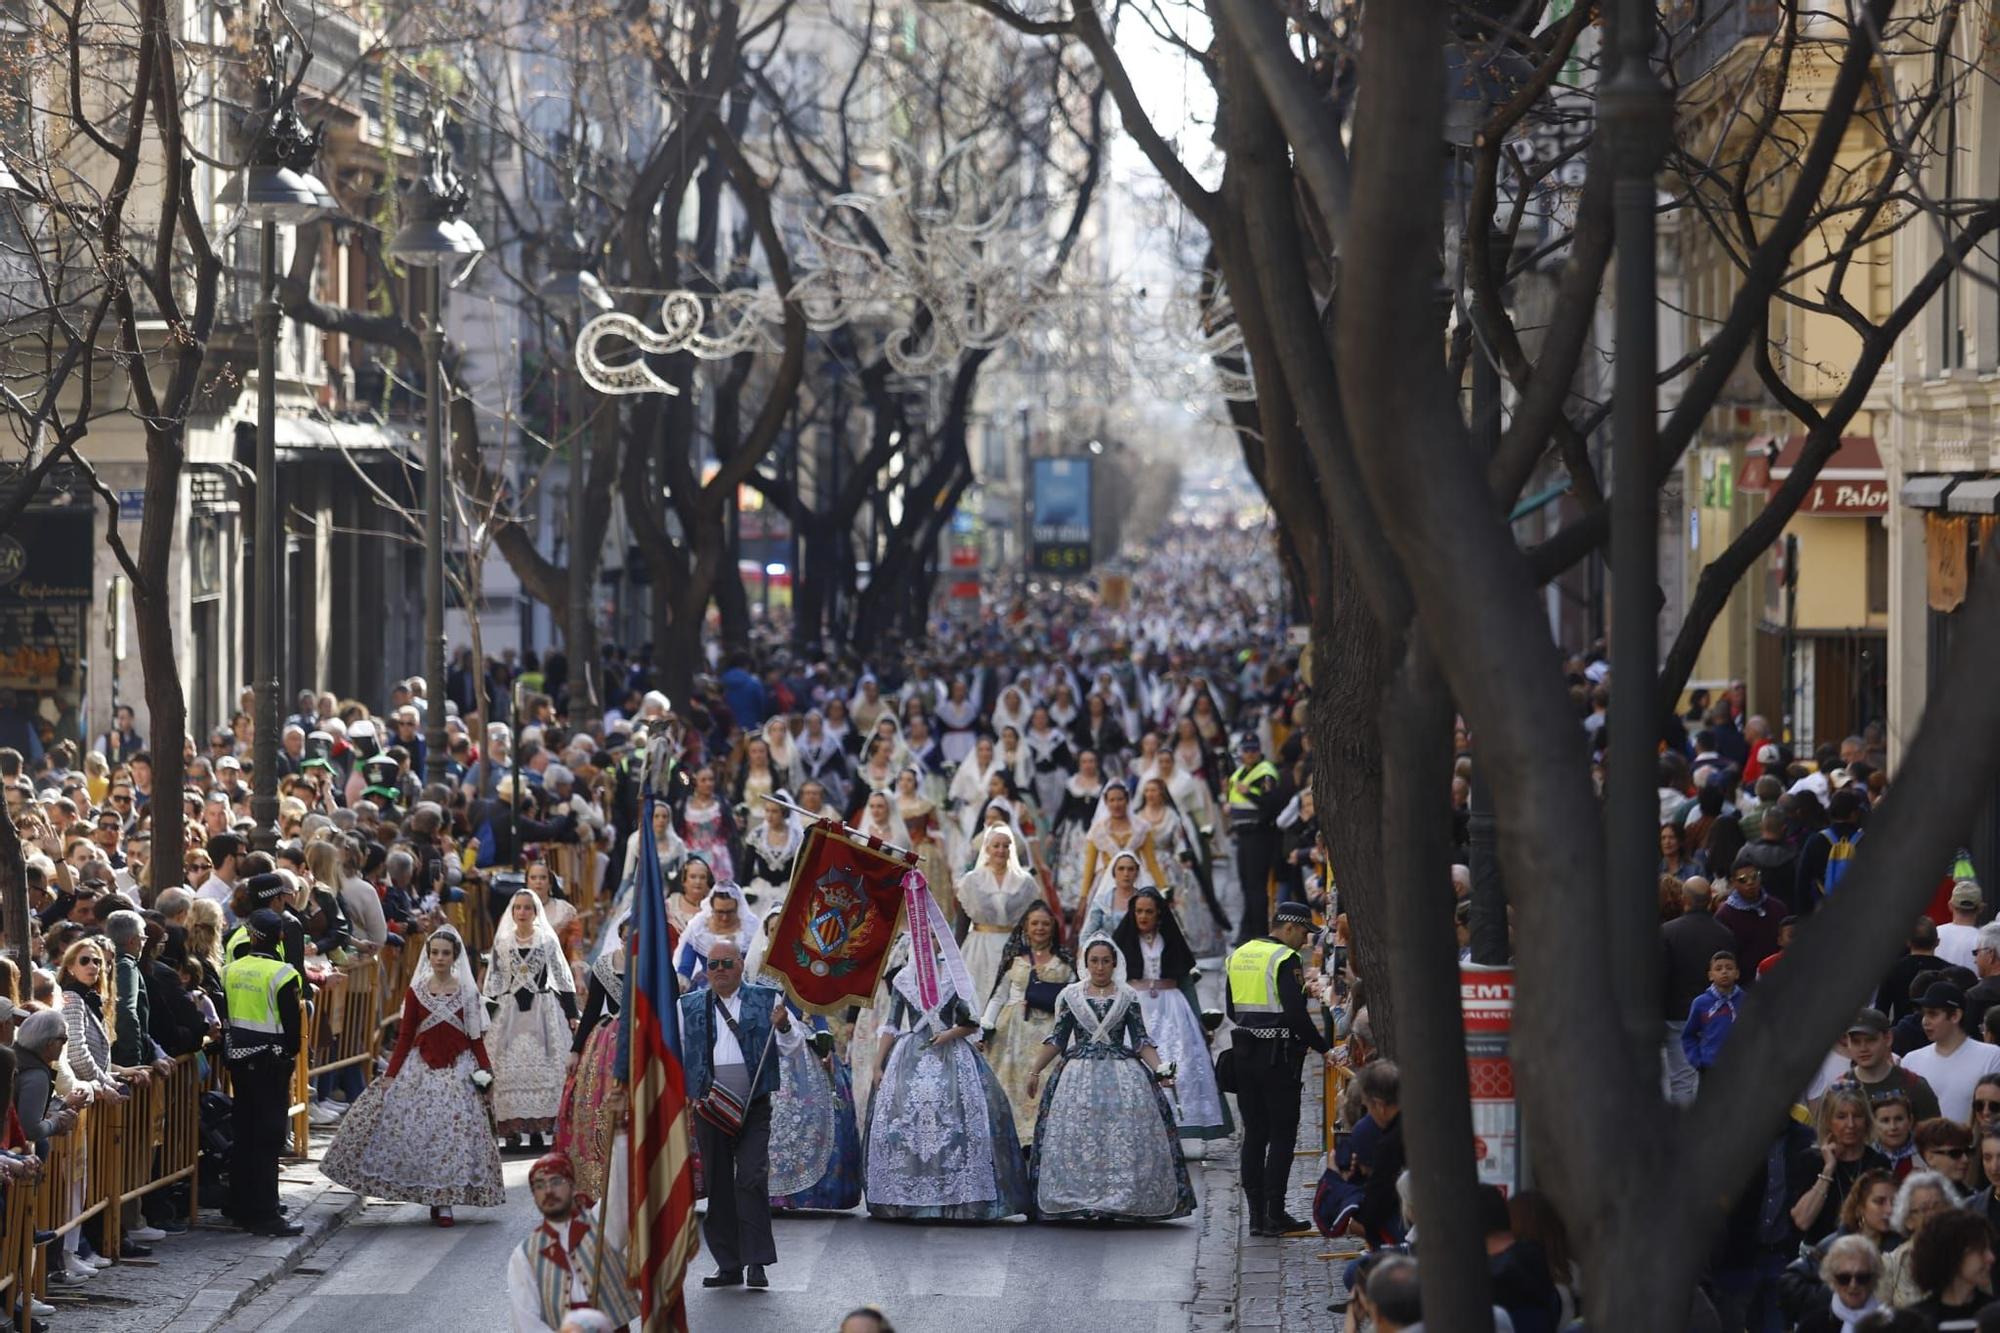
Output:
[1817, 826, 1863, 900]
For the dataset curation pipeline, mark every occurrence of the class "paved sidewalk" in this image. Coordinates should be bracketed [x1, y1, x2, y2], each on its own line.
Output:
[1185, 944, 1357, 1333]
[1185, 1084, 1353, 1332]
[45, 1122, 362, 1333]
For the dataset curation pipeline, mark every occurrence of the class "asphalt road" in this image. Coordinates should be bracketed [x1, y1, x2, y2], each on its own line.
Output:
[222, 1152, 1212, 1333]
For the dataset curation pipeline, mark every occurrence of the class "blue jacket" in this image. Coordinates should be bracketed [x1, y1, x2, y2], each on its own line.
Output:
[1682, 985, 1741, 1070]
[677, 982, 784, 1103]
[721, 667, 767, 729]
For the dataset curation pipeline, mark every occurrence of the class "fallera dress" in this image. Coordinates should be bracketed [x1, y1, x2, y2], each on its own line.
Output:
[980, 952, 1077, 1140]
[1121, 931, 1231, 1140]
[1030, 983, 1195, 1223]
[863, 967, 1031, 1221]
[554, 947, 624, 1201]
[768, 1017, 864, 1211]
[321, 984, 507, 1208]
[955, 865, 1046, 1005]
[481, 925, 578, 1135]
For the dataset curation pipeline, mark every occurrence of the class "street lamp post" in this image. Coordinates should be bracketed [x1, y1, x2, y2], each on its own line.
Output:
[220, 9, 332, 853]
[1602, 0, 1674, 1054]
[388, 109, 484, 791]
[536, 228, 610, 728]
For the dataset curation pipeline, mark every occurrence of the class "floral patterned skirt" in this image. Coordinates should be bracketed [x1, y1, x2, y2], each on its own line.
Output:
[321, 1052, 507, 1208]
[986, 1002, 1059, 1141]
[554, 1019, 620, 1201]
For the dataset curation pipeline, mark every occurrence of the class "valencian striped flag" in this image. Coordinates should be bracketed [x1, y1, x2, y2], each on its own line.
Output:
[621, 739, 699, 1331]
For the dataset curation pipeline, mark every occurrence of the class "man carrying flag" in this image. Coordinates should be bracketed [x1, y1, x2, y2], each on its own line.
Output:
[618, 733, 701, 1330]
[678, 937, 801, 1289]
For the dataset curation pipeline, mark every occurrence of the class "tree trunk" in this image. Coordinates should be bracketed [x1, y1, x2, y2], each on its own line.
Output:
[716, 538, 752, 649]
[133, 578, 186, 902]
[0, 806, 29, 968]
[466, 580, 492, 733]
[134, 431, 185, 902]
[791, 511, 829, 651]
[1377, 638, 1494, 1332]
[1307, 551, 1397, 1053]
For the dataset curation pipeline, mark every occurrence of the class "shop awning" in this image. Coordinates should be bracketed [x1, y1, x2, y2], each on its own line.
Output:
[1901, 474, 1959, 510]
[1946, 477, 2000, 515]
[274, 415, 402, 460]
[1767, 434, 1886, 514]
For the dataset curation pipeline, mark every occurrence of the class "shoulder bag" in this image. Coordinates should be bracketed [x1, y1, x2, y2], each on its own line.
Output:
[692, 995, 775, 1137]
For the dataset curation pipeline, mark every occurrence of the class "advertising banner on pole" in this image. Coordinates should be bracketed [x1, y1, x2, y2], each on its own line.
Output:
[1030, 457, 1093, 574]
[1461, 963, 1520, 1195]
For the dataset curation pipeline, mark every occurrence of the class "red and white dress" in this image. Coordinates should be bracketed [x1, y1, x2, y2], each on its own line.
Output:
[321, 984, 507, 1208]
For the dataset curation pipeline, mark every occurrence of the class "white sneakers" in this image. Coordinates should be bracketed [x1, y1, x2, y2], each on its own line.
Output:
[308, 1100, 349, 1126]
[127, 1225, 167, 1242]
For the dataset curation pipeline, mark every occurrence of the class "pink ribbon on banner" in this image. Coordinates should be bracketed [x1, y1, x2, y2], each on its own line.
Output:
[903, 870, 940, 1011]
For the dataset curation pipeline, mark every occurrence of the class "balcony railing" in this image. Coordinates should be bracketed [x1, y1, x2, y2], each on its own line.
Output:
[1669, 0, 1782, 86]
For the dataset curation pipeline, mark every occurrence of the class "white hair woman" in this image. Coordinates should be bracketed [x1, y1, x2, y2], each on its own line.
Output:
[1879, 1169, 1956, 1308]
[1793, 1234, 1882, 1331]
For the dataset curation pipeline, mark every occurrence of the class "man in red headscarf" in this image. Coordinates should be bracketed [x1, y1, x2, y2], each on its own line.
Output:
[506, 1151, 640, 1332]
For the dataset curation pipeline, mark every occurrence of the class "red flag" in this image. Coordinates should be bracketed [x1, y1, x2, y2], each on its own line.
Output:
[764, 821, 915, 1015]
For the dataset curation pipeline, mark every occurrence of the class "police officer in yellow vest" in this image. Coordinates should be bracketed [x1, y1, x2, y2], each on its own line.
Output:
[1224, 899, 1331, 1235]
[223, 909, 305, 1236]
[1225, 731, 1285, 945]
[226, 872, 307, 971]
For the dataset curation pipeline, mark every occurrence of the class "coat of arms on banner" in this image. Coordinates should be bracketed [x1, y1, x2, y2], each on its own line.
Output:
[764, 822, 913, 1014]
[794, 863, 887, 978]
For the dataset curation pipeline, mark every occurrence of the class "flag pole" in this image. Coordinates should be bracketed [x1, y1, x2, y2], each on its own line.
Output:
[756, 791, 920, 865]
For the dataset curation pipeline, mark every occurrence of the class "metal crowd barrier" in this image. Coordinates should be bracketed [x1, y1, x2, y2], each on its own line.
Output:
[287, 958, 386, 1153]
[548, 844, 602, 935]
[116, 1052, 203, 1228]
[0, 1172, 29, 1327]
[0, 1050, 206, 1316]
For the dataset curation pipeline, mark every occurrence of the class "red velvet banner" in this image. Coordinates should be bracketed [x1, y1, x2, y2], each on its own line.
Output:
[763, 822, 915, 1015]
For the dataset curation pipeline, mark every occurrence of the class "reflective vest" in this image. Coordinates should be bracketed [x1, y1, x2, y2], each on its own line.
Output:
[222, 952, 299, 1058]
[224, 925, 251, 964]
[1226, 760, 1278, 812]
[1227, 937, 1296, 1017]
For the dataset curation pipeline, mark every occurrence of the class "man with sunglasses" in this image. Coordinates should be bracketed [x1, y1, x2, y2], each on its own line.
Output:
[678, 938, 801, 1291]
[1959, 923, 2000, 1037]
[1715, 851, 1785, 975]
[91, 809, 126, 868]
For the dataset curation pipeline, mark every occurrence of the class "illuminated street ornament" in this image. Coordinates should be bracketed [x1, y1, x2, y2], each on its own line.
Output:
[574, 137, 1059, 393]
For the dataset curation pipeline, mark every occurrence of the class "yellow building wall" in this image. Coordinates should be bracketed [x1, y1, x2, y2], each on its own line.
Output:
[1687, 448, 1752, 689]
[1786, 513, 1883, 631]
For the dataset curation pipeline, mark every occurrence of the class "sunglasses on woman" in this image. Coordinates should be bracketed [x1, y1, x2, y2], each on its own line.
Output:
[1975, 1099, 2000, 1115]
[1935, 1146, 1971, 1160]
[1831, 1271, 1875, 1289]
